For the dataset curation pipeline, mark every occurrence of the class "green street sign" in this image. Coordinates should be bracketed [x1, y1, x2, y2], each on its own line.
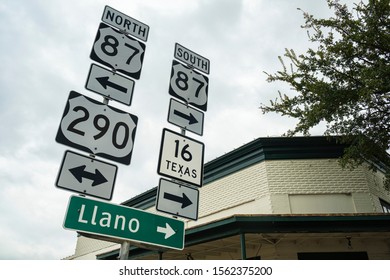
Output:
[64, 196, 185, 250]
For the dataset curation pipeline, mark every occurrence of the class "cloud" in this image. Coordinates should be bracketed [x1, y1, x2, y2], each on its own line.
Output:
[0, 0, 362, 259]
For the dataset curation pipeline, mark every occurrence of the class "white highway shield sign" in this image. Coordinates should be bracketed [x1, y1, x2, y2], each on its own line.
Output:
[56, 150, 117, 200]
[156, 178, 199, 221]
[55, 91, 138, 165]
[90, 23, 146, 79]
[157, 128, 204, 187]
[86, 63, 135, 106]
[169, 60, 209, 111]
[167, 98, 204, 136]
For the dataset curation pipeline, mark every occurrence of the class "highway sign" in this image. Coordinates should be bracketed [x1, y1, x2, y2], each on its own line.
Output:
[157, 128, 204, 187]
[156, 178, 199, 220]
[167, 98, 204, 136]
[174, 43, 210, 75]
[169, 60, 209, 111]
[55, 91, 138, 165]
[101, 6, 149, 42]
[64, 195, 185, 250]
[86, 64, 135, 106]
[90, 23, 146, 79]
[56, 150, 117, 200]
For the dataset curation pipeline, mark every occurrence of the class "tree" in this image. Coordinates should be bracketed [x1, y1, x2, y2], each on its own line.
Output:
[261, 0, 390, 189]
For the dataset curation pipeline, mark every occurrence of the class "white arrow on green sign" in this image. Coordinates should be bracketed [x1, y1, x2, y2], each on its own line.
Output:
[64, 196, 185, 250]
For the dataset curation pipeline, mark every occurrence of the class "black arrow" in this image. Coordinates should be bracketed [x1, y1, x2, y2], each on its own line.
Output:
[96, 76, 128, 93]
[173, 109, 198, 125]
[69, 165, 108, 187]
[163, 192, 193, 209]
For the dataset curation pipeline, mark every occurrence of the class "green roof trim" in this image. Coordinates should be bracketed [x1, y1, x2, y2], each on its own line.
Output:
[123, 136, 346, 209]
[204, 136, 346, 184]
[97, 213, 390, 260]
[185, 214, 390, 247]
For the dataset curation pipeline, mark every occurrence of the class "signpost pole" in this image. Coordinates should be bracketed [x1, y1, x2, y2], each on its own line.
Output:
[119, 241, 131, 260]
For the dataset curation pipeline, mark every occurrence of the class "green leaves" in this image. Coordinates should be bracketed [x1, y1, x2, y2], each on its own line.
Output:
[261, 0, 390, 189]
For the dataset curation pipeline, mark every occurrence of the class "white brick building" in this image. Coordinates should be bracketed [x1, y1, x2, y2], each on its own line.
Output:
[65, 136, 390, 260]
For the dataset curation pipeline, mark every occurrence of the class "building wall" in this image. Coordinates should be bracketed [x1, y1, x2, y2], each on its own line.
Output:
[191, 158, 389, 228]
[64, 235, 119, 260]
[66, 158, 390, 259]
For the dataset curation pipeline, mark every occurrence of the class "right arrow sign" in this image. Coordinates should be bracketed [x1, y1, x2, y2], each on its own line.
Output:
[163, 192, 192, 209]
[167, 98, 204, 136]
[156, 178, 199, 221]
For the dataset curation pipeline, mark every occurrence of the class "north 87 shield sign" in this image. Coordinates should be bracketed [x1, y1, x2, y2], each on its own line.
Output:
[55, 91, 138, 165]
[90, 23, 146, 79]
[169, 60, 209, 112]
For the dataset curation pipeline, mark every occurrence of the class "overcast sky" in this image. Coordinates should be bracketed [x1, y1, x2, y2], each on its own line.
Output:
[0, 0, 360, 260]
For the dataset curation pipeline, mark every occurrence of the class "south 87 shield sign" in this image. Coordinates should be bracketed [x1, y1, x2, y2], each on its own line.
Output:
[90, 22, 146, 80]
[169, 60, 209, 112]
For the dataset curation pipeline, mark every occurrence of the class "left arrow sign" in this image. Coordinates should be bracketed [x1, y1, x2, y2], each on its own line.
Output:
[96, 76, 128, 93]
[69, 165, 108, 187]
[85, 63, 135, 106]
[56, 150, 118, 200]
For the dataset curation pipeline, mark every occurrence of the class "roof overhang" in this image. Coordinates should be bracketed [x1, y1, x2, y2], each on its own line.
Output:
[97, 213, 390, 259]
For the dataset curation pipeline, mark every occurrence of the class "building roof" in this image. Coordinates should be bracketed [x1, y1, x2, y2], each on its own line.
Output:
[96, 213, 390, 260]
[122, 136, 347, 209]
[94, 136, 390, 260]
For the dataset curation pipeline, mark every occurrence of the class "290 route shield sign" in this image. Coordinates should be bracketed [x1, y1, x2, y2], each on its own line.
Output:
[56, 91, 138, 165]
[157, 128, 204, 187]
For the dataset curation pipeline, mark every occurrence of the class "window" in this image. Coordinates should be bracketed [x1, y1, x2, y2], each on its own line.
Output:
[380, 199, 390, 213]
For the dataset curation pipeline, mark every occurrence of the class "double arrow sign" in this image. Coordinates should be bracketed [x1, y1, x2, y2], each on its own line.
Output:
[56, 150, 117, 200]
[69, 165, 108, 187]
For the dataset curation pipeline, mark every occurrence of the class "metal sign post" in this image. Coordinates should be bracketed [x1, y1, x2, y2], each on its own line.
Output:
[119, 241, 131, 260]
[56, 6, 151, 260]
